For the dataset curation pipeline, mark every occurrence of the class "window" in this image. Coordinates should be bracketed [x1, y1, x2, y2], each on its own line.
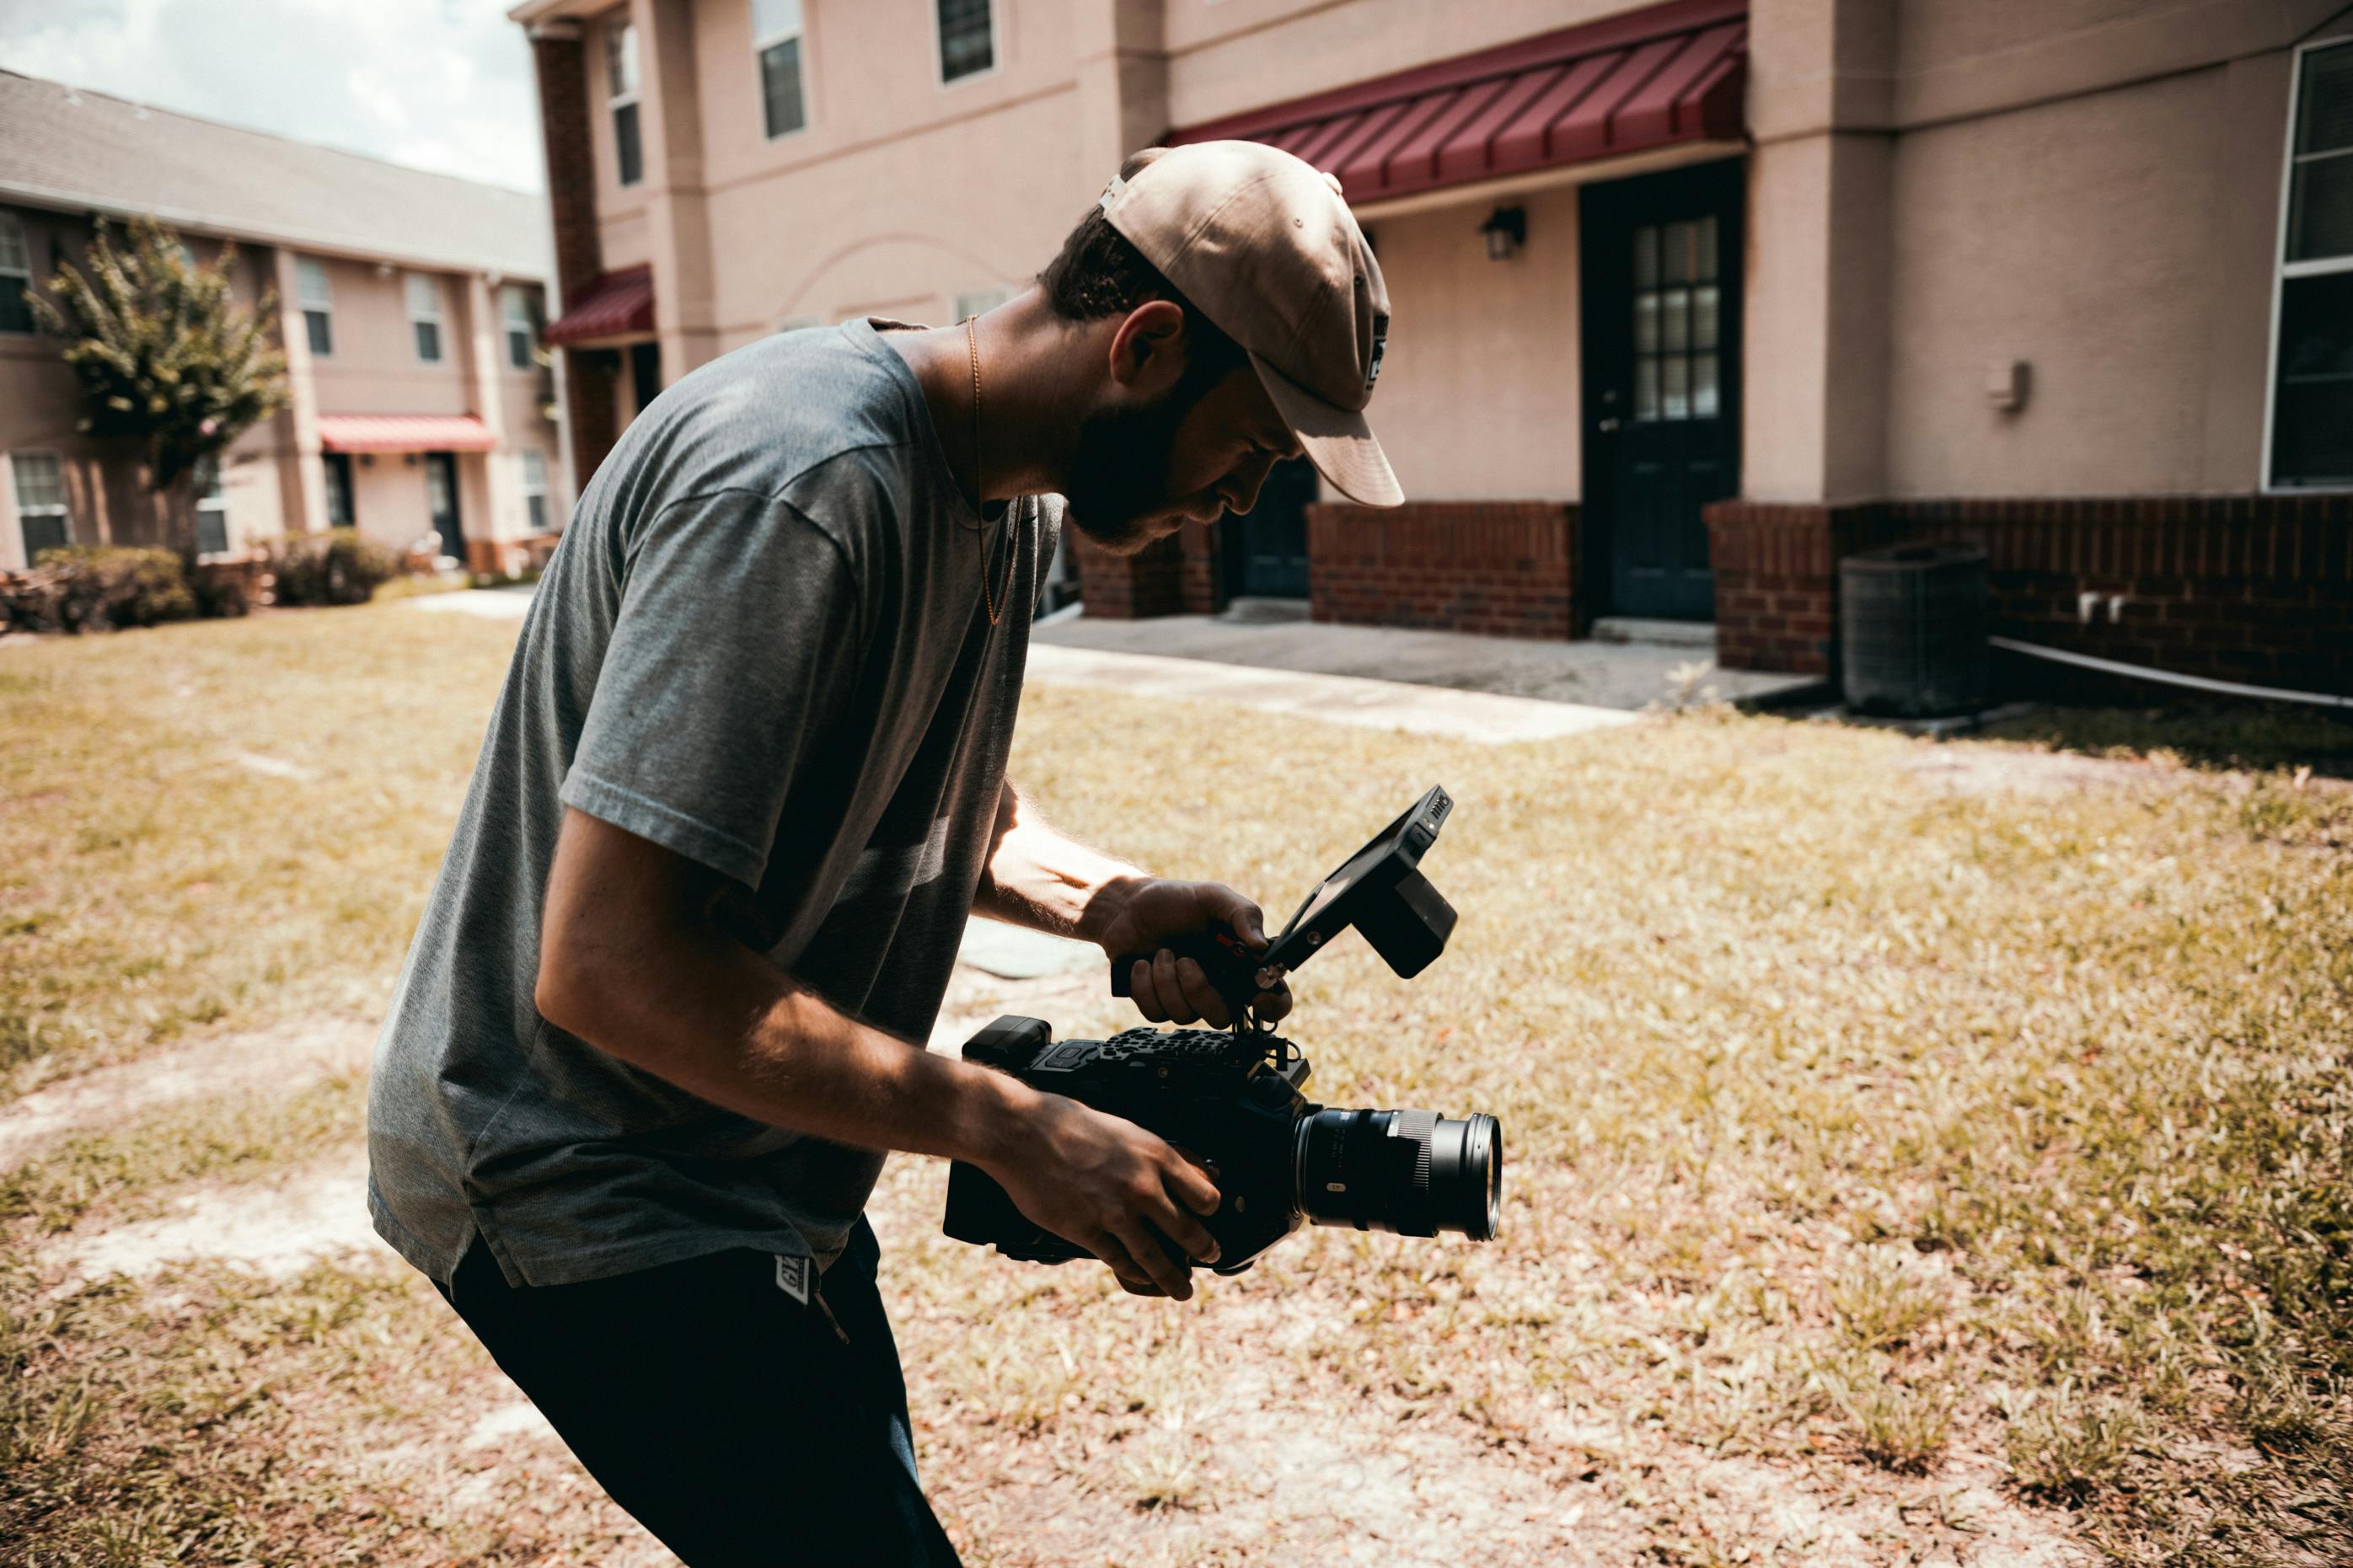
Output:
[2271, 38, 2353, 487]
[11, 451, 69, 557]
[1630, 216, 1720, 423]
[0, 210, 32, 334]
[195, 457, 229, 556]
[321, 452, 354, 527]
[936, 0, 994, 83]
[406, 273, 443, 362]
[952, 286, 1012, 322]
[753, 0, 806, 138]
[608, 14, 643, 186]
[296, 256, 333, 356]
[502, 284, 539, 370]
[521, 449, 549, 532]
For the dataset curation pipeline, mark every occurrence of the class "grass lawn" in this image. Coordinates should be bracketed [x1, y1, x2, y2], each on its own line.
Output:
[2, 602, 2349, 1565]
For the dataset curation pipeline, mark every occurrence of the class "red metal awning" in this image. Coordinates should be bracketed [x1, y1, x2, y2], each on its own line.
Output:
[316, 414, 496, 453]
[1168, 0, 1746, 205]
[544, 264, 657, 346]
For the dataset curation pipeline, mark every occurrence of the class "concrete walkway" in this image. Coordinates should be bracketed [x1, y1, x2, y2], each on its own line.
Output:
[1035, 603, 1816, 710]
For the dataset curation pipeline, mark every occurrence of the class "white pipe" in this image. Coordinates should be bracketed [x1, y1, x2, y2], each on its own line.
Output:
[1987, 637, 2353, 710]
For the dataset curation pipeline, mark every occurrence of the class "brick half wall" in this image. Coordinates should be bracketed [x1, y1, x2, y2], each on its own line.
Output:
[1306, 500, 1582, 640]
[1707, 495, 2353, 697]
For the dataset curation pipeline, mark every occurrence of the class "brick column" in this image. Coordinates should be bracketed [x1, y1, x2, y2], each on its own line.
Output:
[1305, 500, 1581, 639]
[1073, 532, 1187, 618]
[529, 25, 619, 493]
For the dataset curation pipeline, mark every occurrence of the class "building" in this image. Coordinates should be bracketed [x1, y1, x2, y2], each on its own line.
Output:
[510, 1, 2351, 696]
[0, 70, 571, 576]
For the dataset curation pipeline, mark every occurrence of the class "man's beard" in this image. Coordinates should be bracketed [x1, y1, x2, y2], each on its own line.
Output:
[1060, 364, 1229, 554]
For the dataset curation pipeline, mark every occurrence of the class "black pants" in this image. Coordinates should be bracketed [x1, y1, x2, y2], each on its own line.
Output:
[438, 1220, 962, 1567]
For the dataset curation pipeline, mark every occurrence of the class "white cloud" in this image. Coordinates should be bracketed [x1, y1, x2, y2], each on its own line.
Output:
[0, 0, 545, 192]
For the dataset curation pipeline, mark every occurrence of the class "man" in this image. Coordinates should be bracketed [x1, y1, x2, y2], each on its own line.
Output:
[367, 141, 1399, 1565]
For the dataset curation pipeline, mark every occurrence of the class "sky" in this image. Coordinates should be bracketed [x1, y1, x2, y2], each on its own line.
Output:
[0, 0, 546, 192]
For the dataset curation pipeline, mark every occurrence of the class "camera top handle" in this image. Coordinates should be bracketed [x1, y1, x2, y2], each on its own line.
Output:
[1107, 785, 1460, 1021]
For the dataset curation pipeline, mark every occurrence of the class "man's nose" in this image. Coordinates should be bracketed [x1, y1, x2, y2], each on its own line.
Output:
[1225, 458, 1273, 517]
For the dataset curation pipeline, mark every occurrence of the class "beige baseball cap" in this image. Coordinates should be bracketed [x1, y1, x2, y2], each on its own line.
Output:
[1098, 141, 1402, 508]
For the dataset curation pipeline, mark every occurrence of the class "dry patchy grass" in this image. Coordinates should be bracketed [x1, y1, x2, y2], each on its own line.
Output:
[3, 608, 2349, 1564]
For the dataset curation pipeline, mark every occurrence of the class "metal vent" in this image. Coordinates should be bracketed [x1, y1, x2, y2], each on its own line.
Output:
[1840, 543, 1990, 717]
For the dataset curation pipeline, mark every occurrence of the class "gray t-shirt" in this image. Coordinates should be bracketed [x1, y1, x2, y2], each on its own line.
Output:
[367, 318, 1060, 1288]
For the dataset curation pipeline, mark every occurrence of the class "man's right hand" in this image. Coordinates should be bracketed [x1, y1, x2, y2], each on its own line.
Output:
[984, 1092, 1223, 1300]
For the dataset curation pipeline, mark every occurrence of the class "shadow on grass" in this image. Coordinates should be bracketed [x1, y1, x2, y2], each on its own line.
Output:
[1979, 700, 2353, 777]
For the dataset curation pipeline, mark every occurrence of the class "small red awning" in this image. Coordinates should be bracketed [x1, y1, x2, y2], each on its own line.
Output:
[1169, 0, 1746, 205]
[316, 414, 496, 453]
[544, 264, 657, 346]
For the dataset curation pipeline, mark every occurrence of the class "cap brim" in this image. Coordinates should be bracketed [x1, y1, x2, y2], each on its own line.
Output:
[1248, 351, 1403, 508]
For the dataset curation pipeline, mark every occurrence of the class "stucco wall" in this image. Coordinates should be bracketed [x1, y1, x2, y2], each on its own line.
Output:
[1361, 185, 1584, 503]
[1880, 62, 2283, 498]
[307, 262, 475, 419]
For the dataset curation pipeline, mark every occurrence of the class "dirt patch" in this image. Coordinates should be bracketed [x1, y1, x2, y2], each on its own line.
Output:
[49, 1146, 386, 1291]
[0, 1014, 377, 1168]
[1900, 747, 2157, 797]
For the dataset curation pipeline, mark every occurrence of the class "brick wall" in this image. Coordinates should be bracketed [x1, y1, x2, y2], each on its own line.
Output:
[1707, 495, 2353, 697]
[1306, 501, 1581, 640]
[1071, 530, 1188, 619]
[530, 30, 619, 493]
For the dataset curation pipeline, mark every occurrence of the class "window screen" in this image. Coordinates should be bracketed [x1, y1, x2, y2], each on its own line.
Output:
[12, 450, 70, 556]
[608, 17, 643, 186]
[407, 273, 442, 363]
[297, 256, 333, 356]
[937, 0, 993, 83]
[2273, 40, 2353, 486]
[2287, 40, 2353, 264]
[195, 458, 229, 556]
[0, 211, 33, 334]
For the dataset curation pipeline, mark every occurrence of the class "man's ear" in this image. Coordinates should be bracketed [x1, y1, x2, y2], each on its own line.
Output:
[1105, 299, 1190, 399]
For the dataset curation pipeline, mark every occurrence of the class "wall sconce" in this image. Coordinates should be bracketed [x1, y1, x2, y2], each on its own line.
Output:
[1480, 206, 1525, 261]
[359, 453, 374, 468]
[1986, 359, 2030, 412]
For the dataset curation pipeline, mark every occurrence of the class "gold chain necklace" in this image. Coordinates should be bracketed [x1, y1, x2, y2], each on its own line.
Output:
[966, 314, 1011, 627]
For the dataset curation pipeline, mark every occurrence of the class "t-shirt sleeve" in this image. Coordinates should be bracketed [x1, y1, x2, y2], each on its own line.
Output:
[560, 491, 866, 889]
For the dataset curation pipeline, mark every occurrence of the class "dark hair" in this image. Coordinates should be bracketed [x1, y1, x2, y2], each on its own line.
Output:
[1037, 156, 1248, 385]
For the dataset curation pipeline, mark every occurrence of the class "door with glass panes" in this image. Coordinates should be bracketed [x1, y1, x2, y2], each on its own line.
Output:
[1579, 160, 1742, 622]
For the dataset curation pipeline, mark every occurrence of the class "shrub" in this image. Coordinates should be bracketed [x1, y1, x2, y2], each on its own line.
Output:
[0, 547, 196, 634]
[265, 528, 399, 607]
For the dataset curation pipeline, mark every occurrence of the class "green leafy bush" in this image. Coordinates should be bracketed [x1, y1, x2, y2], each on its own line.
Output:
[265, 529, 399, 607]
[0, 546, 196, 633]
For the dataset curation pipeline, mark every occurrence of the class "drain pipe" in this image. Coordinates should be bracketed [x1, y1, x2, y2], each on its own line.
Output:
[1988, 637, 2353, 711]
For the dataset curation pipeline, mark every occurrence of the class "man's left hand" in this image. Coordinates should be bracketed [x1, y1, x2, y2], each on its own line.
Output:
[1089, 879, 1293, 1029]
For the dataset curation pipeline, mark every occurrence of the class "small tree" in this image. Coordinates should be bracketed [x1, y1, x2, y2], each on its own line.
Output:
[29, 217, 288, 556]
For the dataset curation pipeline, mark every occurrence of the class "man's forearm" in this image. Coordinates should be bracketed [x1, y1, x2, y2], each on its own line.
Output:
[538, 920, 1039, 1173]
[972, 779, 1147, 946]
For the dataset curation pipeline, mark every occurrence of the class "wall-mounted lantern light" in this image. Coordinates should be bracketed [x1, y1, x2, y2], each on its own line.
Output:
[1480, 206, 1526, 261]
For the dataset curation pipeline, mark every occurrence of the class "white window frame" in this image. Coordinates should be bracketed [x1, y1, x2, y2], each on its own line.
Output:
[0, 211, 33, 334]
[752, 0, 809, 141]
[607, 13, 644, 188]
[520, 448, 549, 532]
[296, 256, 333, 357]
[10, 449, 70, 558]
[195, 455, 231, 557]
[406, 272, 444, 364]
[501, 283, 538, 371]
[933, 0, 998, 88]
[2261, 30, 2353, 493]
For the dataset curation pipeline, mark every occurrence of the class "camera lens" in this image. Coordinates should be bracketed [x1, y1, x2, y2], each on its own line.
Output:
[1294, 1106, 1503, 1241]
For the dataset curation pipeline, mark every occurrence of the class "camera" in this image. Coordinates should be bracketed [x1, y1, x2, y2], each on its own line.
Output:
[942, 787, 1504, 1274]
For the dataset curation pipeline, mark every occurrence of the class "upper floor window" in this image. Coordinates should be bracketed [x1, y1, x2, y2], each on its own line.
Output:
[0, 211, 34, 334]
[608, 14, 644, 186]
[753, 0, 807, 138]
[521, 449, 549, 532]
[502, 284, 539, 369]
[2270, 37, 2353, 488]
[11, 450, 69, 557]
[406, 273, 443, 363]
[936, 0, 994, 84]
[296, 256, 334, 356]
